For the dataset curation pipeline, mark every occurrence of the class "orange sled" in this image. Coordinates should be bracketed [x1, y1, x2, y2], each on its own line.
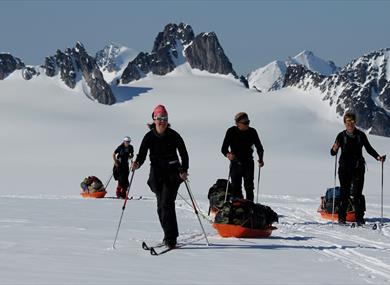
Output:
[81, 191, 107, 199]
[317, 209, 356, 222]
[213, 223, 276, 238]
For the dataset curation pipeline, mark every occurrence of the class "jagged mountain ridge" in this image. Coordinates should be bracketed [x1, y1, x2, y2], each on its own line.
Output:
[42, 42, 116, 105]
[121, 23, 237, 84]
[0, 53, 25, 79]
[283, 49, 390, 137]
[248, 50, 340, 93]
[0, 23, 239, 105]
[1, 24, 390, 137]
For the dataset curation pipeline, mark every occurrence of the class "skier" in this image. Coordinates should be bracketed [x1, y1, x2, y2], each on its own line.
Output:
[131, 105, 189, 248]
[331, 113, 386, 225]
[221, 112, 264, 201]
[113, 136, 134, 199]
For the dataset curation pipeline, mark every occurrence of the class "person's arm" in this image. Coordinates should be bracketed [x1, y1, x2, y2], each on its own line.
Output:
[133, 134, 150, 169]
[113, 146, 120, 166]
[362, 133, 380, 160]
[253, 129, 264, 164]
[330, 133, 341, 156]
[129, 145, 134, 160]
[176, 133, 189, 172]
[221, 128, 234, 160]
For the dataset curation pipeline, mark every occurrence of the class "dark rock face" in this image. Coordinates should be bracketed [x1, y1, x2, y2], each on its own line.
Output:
[42, 42, 115, 105]
[283, 65, 324, 89]
[43, 56, 57, 77]
[283, 49, 390, 137]
[0, 53, 24, 79]
[121, 23, 194, 84]
[121, 23, 237, 84]
[152, 23, 194, 53]
[240, 75, 249, 89]
[96, 44, 120, 73]
[185, 32, 237, 77]
[74, 42, 115, 105]
[22, 66, 39, 80]
[95, 43, 135, 73]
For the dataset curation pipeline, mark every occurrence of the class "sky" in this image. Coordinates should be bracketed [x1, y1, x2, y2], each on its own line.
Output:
[1, 0, 390, 75]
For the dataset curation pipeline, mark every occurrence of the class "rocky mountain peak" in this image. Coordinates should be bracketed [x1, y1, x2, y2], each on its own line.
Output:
[121, 23, 237, 84]
[0, 53, 25, 79]
[283, 50, 390, 137]
[184, 31, 237, 76]
[247, 51, 337, 93]
[42, 42, 115, 105]
[95, 42, 137, 76]
[152, 23, 194, 53]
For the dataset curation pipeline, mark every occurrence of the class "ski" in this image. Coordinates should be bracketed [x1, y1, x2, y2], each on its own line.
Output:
[149, 242, 186, 256]
[142, 232, 205, 256]
[105, 196, 143, 200]
[141, 241, 165, 251]
[350, 222, 387, 230]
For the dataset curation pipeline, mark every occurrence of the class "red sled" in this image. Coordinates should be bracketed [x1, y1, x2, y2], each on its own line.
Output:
[81, 191, 107, 199]
[317, 208, 356, 222]
[212, 223, 276, 238]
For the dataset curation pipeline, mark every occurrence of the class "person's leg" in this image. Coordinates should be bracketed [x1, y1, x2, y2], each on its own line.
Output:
[353, 164, 365, 223]
[230, 162, 244, 199]
[338, 168, 352, 222]
[243, 160, 255, 201]
[159, 175, 180, 246]
[117, 166, 129, 198]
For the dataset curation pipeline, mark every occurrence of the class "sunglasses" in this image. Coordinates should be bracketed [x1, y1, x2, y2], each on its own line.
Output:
[155, 116, 168, 122]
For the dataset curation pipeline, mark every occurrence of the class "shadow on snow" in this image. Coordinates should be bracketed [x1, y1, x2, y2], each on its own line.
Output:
[112, 85, 153, 103]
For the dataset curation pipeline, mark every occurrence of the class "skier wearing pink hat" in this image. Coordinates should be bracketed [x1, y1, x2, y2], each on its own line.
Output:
[132, 105, 189, 248]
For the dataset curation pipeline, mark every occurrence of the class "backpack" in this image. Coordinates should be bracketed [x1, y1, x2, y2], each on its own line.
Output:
[207, 179, 233, 211]
[80, 176, 105, 193]
[322, 186, 365, 213]
[214, 199, 278, 230]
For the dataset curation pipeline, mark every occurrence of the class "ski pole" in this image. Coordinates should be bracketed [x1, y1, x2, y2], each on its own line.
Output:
[331, 153, 338, 224]
[177, 191, 213, 224]
[224, 162, 232, 203]
[112, 170, 136, 249]
[184, 180, 210, 246]
[380, 155, 386, 227]
[104, 173, 113, 192]
[256, 164, 261, 204]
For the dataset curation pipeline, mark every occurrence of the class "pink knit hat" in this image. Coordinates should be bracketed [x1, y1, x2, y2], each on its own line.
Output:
[152, 105, 168, 119]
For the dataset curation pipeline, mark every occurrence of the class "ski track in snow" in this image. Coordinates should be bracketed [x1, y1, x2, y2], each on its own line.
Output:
[1, 194, 390, 284]
[1, 73, 390, 284]
[273, 200, 390, 283]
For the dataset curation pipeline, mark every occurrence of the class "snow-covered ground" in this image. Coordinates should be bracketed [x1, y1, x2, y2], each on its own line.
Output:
[1, 69, 389, 284]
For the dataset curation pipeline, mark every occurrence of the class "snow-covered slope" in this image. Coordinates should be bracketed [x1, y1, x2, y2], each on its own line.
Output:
[291, 50, 339, 76]
[246, 60, 287, 92]
[248, 50, 339, 92]
[1, 71, 389, 284]
[284, 48, 390, 137]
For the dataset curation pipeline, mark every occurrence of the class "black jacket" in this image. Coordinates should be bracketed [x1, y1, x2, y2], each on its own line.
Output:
[330, 129, 379, 164]
[221, 126, 264, 162]
[136, 127, 189, 171]
[114, 143, 134, 165]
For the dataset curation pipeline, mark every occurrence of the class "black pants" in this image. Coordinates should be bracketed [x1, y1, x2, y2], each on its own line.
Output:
[230, 160, 255, 201]
[147, 166, 181, 241]
[338, 160, 365, 221]
[117, 164, 130, 189]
